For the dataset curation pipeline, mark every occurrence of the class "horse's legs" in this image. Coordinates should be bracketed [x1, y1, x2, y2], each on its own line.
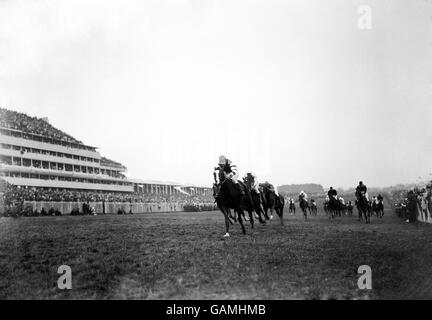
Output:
[220, 207, 230, 235]
[263, 207, 270, 220]
[269, 208, 274, 220]
[363, 210, 369, 223]
[255, 204, 266, 224]
[247, 209, 254, 229]
[276, 207, 284, 225]
[236, 208, 246, 234]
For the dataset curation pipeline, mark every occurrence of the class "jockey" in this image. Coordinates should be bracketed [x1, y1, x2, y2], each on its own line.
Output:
[246, 172, 261, 194]
[377, 194, 383, 202]
[299, 190, 308, 202]
[262, 181, 279, 196]
[327, 187, 337, 199]
[355, 181, 369, 201]
[214, 155, 244, 195]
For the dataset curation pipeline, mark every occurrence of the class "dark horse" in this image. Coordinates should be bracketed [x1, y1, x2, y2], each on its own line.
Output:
[241, 173, 267, 224]
[289, 201, 296, 214]
[356, 192, 370, 223]
[261, 185, 285, 225]
[375, 199, 384, 218]
[299, 197, 309, 220]
[346, 201, 354, 215]
[245, 186, 267, 224]
[327, 196, 341, 218]
[309, 200, 317, 216]
[213, 179, 254, 236]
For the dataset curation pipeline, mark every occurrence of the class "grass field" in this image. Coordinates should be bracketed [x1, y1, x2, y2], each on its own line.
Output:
[1, 208, 432, 299]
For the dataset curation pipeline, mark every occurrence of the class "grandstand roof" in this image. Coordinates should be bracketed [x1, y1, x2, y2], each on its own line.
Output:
[0, 127, 98, 150]
[128, 178, 182, 186]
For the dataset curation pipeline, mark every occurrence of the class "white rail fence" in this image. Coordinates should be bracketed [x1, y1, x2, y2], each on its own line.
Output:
[22, 201, 185, 214]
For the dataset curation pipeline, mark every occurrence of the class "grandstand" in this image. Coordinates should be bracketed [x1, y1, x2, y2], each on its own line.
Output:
[0, 107, 213, 215]
[0, 107, 133, 192]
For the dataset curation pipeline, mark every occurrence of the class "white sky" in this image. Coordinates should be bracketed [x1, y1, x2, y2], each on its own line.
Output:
[0, 0, 431, 188]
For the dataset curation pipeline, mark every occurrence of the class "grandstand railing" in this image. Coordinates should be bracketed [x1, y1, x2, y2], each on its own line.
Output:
[22, 201, 186, 214]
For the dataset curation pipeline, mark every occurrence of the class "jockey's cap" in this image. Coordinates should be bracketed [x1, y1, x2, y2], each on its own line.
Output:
[218, 155, 226, 165]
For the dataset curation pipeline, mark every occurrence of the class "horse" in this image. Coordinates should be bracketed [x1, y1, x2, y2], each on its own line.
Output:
[371, 200, 378, 217]
[338, 198, 347, 216]
[213, 179, 254, 237]
[288, 200, 296, 214]
[244, 185, 267, 224]
[327, 196, 341, 218]
[299, 197, 309, 220]
[375, 199, 384, 218]
[261, 184, 285, 225]
[323, 200, 329, 215]
[346, 201, 354, 216]
[241, 173, 267, 224]
[356, 192, 370, 223]
[309, 200, 317, 216]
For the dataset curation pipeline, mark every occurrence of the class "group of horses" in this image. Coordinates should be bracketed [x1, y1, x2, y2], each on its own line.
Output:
[288, 198, 318, 220]
[323, 193, 384, 224]
[212, 177, 285, 236]
[212, 176, 386, 236]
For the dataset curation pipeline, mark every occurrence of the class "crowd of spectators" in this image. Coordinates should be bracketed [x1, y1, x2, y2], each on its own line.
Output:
[1, 180, 216, 215]
[391, 183, 432, 223]
[0, 107, 82, 144]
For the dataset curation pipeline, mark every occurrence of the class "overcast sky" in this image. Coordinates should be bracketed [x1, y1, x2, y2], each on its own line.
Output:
[0, 0, 431, 188]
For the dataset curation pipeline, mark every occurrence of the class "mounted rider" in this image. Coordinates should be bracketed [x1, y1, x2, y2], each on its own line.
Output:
[261, 181, 279, 196]
[377, 194, 383, 202]
[299, 190, 308, 202]
[243, 172, 261, 194]
[214, 155, 244, 196]
[327, 186, 337, 200]
[355, 181, 369, 201]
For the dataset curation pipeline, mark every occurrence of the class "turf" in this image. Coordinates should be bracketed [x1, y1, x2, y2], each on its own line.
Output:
[0, 209, 431, 299]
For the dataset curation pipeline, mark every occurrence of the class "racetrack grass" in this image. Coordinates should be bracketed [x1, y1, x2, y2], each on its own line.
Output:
[0, 209, 431, 299]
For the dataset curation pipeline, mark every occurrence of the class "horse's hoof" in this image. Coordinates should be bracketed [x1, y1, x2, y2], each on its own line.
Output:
[223, 233, 230, 238]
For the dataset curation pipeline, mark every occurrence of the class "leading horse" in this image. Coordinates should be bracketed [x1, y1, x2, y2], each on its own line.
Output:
[213, 178, 255, 237]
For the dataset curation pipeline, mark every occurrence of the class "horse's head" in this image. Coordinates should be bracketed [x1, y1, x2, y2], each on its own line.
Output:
[212, 183, 220, 199]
